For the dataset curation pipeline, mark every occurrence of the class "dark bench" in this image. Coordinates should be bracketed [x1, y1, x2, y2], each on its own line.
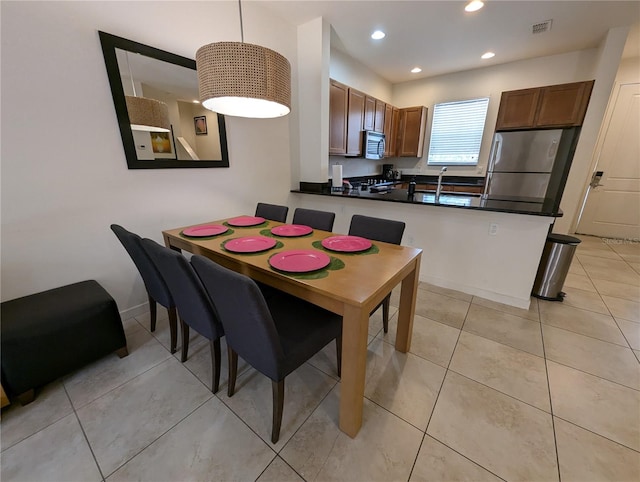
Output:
[1, 280, 128, 404]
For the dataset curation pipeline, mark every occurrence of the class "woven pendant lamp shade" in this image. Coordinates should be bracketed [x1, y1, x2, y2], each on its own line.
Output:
[125, 95, 171, 132]
[196, 41, 291, 118]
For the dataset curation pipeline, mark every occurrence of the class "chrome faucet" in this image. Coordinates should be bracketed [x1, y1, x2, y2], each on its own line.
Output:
[435, 167, 448, 202]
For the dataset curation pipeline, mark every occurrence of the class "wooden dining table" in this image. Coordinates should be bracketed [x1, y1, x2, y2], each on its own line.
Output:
[162, 216, 422, 437]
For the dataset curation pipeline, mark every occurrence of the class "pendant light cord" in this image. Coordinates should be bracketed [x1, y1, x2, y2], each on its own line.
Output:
[238, 0, 244, 43]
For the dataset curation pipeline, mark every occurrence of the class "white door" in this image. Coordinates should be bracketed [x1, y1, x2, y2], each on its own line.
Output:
[576, 82, 640, 239]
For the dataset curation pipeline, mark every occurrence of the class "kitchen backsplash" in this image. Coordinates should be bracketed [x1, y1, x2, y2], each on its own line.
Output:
[329, 156, 485, 179]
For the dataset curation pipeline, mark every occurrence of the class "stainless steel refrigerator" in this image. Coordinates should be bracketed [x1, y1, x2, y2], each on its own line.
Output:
[484, 128, 580, 211]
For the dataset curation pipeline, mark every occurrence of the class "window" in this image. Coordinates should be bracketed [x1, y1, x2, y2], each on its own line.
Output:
[427, 97, 489, 166]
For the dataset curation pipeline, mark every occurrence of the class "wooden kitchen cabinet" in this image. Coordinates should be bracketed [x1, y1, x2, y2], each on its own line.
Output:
[421, 184, 453, 192]
[453, 185, 484, 194]
[396, 106, 428, 157]
[495, 88, 540, 130]
[383, 104, 398, 157]
[364, 95, 376, 131]
[536, 81, 594, 127]
[329, 79, 348, 154]
[346, 88, 365, 155]
[374, 100, 386, 133]
[496, 80, 594, 130]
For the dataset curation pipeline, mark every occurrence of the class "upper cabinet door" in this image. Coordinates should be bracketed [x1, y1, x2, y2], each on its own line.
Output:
[329, 80, 348, 154]
[495, 80, 595, 131]
[397, 106, 427, 157]
[346, 88, 365, 155]
[374, 99, 386, 133]
[495, 88, 540, 130]
[536, 81, 594, 127]
[364, 96, 376, 131]
[383, 103, 395, 157]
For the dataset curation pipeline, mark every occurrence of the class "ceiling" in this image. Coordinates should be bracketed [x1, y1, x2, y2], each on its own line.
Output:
[255, 0, 640, 84]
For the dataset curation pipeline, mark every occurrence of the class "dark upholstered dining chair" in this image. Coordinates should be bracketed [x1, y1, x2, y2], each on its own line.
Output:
[349, 215, 406, 333]
[191, 255, 342, 443]
[292, 208, 336, 232]
[141, 239, 225, 393]
[111, 224, 177, 353]
[255, 203, 289, 223]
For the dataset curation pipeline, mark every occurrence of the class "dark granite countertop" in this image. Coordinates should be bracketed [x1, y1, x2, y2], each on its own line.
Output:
[345, 175, 485, 187]
[291, 185, 562, 217]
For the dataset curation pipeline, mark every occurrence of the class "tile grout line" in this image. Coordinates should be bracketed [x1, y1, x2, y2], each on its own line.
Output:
[62, 382, 107, 482]
[538, 312, 563, 482]
[407, 299, 504, 482]
[101, 395, 214, 479]
[574, 252, 637, 354]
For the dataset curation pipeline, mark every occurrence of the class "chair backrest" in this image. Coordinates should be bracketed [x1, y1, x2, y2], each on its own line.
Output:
[110, 224, 174, 308]
[348, 215, 406, 245]
[141, 239, 222, 340]
[191, 255, 283, 380]
[255, 203, 289, 223]
[292, 208, 336, 231]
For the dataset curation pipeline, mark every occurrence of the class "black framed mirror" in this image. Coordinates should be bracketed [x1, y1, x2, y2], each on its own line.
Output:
[99, 31, 229, 169]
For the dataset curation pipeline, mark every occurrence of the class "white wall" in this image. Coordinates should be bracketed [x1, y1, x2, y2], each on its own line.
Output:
[391, 48, 598, 178]
[572, 54, 640, 231]
[0, 1, 297, 315]
[297, 18, 331, 183]
[554, 26, 629, 233]
[287, 192, 553, 308]
[330, 48, 393, 103]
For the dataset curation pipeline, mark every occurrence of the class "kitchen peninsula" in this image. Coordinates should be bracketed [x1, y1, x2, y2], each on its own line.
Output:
[291, 182, 558, 309]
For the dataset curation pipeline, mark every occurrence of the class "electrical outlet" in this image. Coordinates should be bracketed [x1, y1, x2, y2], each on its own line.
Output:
[489, 223, 498, 235]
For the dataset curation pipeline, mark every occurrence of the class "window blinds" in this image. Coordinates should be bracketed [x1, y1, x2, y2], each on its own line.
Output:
[427, 97, 489, 165]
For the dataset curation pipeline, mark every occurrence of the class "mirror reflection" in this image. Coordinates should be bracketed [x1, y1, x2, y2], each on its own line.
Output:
[100, 31, 229, 169]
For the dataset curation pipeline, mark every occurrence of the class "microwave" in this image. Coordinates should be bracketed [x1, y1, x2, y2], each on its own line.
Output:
[363, 131, 385, 159]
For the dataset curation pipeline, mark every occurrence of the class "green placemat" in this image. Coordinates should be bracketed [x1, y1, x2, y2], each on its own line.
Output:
[220, 237, 283, 255]
[268, 254, 345, 280]
[180, 228, 235, 240]
[259, 228, 313, 239]
[312, 240, 379, 255]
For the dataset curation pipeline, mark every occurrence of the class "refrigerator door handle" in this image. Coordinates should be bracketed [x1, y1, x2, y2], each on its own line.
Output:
[491, 139, 500, 166]
[548, 139, 559, 159]
[484, 171, 493, 195]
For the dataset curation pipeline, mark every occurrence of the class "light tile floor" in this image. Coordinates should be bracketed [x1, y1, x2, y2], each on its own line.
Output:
[2, 235, 639, 481]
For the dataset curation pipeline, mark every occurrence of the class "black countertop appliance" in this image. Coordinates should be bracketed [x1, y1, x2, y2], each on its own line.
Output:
[382, 164, 395, 181]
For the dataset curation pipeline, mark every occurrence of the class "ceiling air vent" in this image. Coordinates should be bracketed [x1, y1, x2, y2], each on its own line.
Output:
[532, 19, 553, 34]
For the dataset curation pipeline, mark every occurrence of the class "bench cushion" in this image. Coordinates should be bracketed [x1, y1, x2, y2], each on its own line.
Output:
[1, 280, 126, 396]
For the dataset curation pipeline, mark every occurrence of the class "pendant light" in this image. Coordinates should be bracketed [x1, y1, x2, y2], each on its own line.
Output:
[196, 0, 291, 118]
[124, 52, 170, 132]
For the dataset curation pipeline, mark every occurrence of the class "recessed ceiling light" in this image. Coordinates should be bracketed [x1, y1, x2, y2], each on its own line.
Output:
[193, 100, 200, 104]
[481, 51, 495, 59]
[411, 67, 422, 73]
[371, 30, 385, 40]
[465, 1, 484, 13]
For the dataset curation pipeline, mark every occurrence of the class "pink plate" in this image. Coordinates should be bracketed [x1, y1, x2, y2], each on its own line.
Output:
[270, 224, 313, 237]
[321, 235, 372, 253]
[182, 224, 228, 237]
[224, 236, 277, 253]
[269, 249, 331, 273]
[227, 216, 266, 227]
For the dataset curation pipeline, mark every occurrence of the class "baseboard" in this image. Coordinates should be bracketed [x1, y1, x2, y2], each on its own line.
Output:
[119, 301, 150, 320]
[420, 274, 531, 310]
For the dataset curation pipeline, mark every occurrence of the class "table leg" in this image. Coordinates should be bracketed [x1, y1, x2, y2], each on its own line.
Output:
[338, 303, 370, 437]
[395, 255, 421, 353]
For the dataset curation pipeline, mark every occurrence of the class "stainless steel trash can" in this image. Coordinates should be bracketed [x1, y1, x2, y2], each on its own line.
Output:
[532, 234, 581, 301]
